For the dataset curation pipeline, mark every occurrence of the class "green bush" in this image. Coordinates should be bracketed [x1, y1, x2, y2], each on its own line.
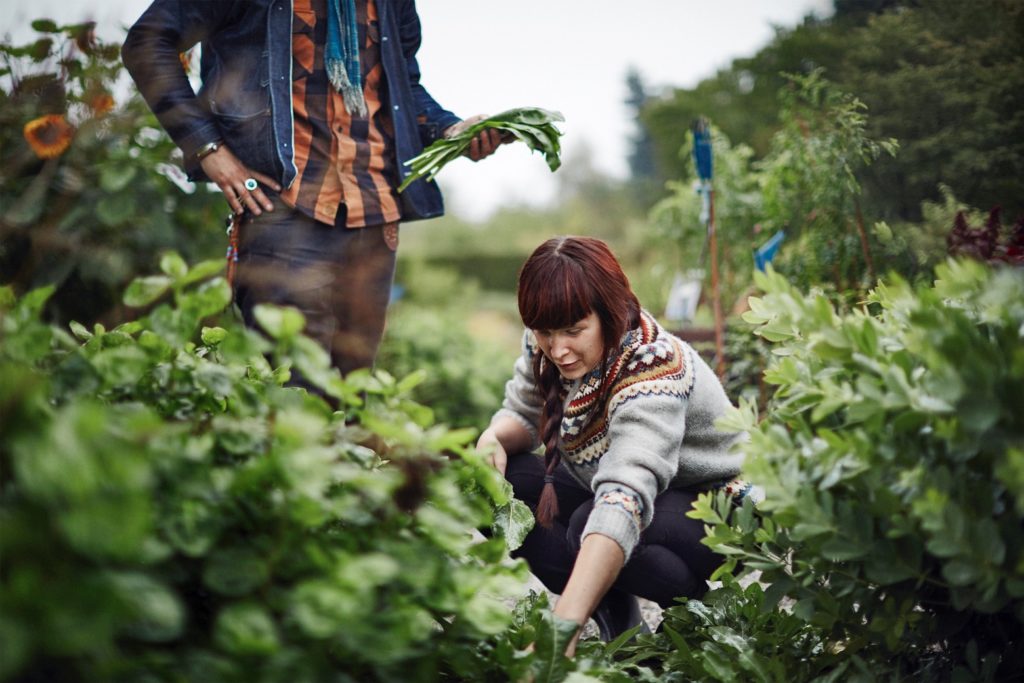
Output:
[0, 20, 225, 326]
[377, 302, 515, 430]
[645, 260, 1024, 680]
[0, 257, 556, 682]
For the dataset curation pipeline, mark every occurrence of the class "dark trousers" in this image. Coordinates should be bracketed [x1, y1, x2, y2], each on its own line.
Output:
[234, 204, 398, 379]
[505, 452, 721, 609]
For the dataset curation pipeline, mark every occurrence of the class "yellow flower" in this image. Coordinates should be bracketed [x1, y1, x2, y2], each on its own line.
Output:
[23, 114, 75, 159]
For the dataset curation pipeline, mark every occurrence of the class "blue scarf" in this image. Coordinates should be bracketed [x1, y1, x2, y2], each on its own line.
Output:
[325, 0, 368, 117]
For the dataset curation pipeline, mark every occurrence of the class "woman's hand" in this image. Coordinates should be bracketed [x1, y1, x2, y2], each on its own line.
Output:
[476, 428, 508, 476]
[199, 144, 281, 216]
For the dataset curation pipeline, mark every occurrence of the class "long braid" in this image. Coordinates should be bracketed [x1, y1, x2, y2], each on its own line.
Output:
[534, 354, 563, 528]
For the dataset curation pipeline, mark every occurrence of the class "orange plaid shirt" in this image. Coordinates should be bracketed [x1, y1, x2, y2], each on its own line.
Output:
[280, 0, 401, 228]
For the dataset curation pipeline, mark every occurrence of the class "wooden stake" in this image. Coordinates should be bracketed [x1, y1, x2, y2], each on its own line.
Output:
[709, 187, 726, 380]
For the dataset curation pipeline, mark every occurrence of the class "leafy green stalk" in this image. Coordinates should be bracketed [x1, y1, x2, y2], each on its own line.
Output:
[398, 107, 565, 192]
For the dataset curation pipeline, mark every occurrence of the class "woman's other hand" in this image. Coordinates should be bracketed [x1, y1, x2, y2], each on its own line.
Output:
[476, 428, 508, 476]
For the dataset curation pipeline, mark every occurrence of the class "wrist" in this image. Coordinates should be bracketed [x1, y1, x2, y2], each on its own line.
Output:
[192, 140, 224, 163]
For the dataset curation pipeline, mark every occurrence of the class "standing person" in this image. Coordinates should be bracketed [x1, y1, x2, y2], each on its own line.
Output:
[122, 0, 502, 381]
[477, 236, 756, 653]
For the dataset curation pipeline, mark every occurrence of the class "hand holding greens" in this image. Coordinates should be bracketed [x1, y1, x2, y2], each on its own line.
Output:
[398, 107, 565, 192]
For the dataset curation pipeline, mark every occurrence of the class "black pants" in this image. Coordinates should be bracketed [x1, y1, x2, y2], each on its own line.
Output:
[234, 203, 398, 378]
[506, 452, 721, 609]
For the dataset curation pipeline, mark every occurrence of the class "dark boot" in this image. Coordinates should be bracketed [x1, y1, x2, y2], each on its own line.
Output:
[590, 588, 650, 642]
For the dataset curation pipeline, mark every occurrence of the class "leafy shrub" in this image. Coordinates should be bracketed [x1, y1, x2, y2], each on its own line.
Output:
[676, 260, 1024, 680]
[377, 264, 516, 429]
[0, 20, 224, 326]
[0, 257, 550, 682]
[615, 580, 848, 682]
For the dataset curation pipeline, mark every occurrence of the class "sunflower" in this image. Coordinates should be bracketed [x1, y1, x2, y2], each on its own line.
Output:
[23, 114, 75, 159]
[89, 92, 115, 116]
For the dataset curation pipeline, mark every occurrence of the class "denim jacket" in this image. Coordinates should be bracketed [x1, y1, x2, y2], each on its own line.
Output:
[122, 0, 460, 222]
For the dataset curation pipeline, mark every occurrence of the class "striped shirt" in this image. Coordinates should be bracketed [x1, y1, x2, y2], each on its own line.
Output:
[280, 0, 401, 228]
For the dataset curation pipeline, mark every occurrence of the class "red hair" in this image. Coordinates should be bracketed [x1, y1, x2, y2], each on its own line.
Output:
[516, 236, 640, 527]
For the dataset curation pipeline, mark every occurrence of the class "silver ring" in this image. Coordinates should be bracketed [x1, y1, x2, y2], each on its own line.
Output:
[243, 178, 258, 191]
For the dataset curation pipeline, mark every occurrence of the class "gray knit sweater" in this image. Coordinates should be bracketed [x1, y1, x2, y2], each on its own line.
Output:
[492, 310, 746, 559]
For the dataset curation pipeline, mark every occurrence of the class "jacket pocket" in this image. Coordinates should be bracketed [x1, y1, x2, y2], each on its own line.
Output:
[209, 98, 277, 177]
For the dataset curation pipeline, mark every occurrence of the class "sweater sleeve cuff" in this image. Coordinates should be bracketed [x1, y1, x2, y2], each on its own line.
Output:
[581, 487, 643, 560]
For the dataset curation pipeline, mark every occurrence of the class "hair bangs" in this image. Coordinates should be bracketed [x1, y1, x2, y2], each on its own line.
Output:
[517, 255, 594, 331]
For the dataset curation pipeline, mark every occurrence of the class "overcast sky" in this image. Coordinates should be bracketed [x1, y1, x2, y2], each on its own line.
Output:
[2, 0, 832, 220]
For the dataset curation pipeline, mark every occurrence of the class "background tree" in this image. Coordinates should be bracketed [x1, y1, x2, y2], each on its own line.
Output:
[640, 0, 1024, 223]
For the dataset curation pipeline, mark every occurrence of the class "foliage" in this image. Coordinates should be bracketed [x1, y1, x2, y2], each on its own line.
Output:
[759, 69, 898, 294]
[641, 0, 1024, 221]
[377, 294, 516, 429]
[846, 0, 1024, 221]
[645, 72, 903, 334]
[0, 257, 568, 682]
[684, 260, 1024, 679]
[0, 20, 226, 326]
[399, 107, 565, 192]
[641, 17, 840, 179]
[613, 579, 859, 682]
[648, 125, 763, 311]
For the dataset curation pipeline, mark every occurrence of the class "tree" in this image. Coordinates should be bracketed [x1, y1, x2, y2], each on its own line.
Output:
[624, 68, 658, 182]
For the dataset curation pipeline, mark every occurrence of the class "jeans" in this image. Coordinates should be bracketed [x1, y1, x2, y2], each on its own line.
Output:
[505, 452, 721, 609]
[234, 203, 398, 381]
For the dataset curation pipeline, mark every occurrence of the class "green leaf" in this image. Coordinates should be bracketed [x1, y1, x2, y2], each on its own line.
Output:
[123, 275, 172, 307]
[201, 326, 228, 346]
[290, 580, 367, 638]
[111, 573, 185, 642]
[529, 611, 579, 683]
[31, 18, 59, 32]
[91, 346, 151, 387]
[69, 320, 93, 341]
[493, 497, 535, 551]
[181, 259, 226, 286]
[203, 548, 270, 597]
[820, 537, 869, 562]
[27, 38, 54, 60]
[100, 164, 138, 192]
[159, 252, 188, 279]
[253, 304, 306, 339]
[180, 278, 232, 319]
[96, 194, 137, 227]
[942, 559, 981, 587]
[14, 284, 55, 319]
[214, 603, 279, 655]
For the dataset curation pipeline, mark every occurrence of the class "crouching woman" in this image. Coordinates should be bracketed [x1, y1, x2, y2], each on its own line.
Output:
[477, 236, 754, 654]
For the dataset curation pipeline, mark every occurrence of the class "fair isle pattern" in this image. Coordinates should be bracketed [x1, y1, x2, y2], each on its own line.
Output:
[717, 478, 754, 499]
[597, 488, 643, 526]
[560, 311, 694, 467]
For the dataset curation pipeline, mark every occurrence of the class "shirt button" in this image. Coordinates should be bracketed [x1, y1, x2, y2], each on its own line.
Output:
[382, 35, 388, 41]
[393, 105, 399, 111]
